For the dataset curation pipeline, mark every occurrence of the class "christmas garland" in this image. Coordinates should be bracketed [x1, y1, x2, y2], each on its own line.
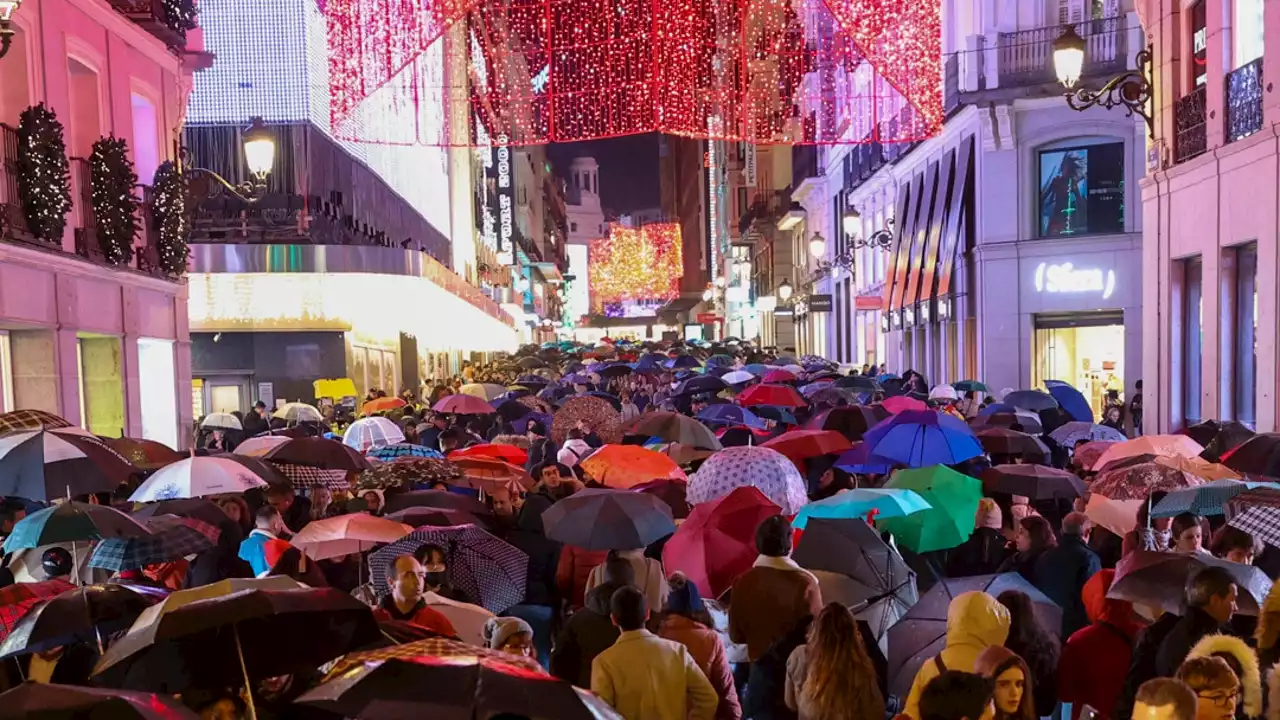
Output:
[151, 160, 191, 276]
[88, 136, 139, 265]
[15, 103, 72, 243]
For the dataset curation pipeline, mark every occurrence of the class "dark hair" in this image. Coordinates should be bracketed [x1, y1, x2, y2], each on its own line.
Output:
[1019, 516, 1057, 554]
[610, 585, 647, 631]
[533, 461, 572, 479]
[1134, 678, 1197, 720]
[265, 485, 294, 500]
[603, 555, 636, 586]
[1210, 525, 1261, 559]
[440, 428, 465, 444]
[415, 543, 447, 566]
[919, 671, 994, 720]
[0, 498, 24, 525]
[996, 590, 1060, 699]
[756, 514, 793, 557]
[1170, 513, 1204, 542]
[527, 420, 547, 436]
[1186, 566, 1238, 609]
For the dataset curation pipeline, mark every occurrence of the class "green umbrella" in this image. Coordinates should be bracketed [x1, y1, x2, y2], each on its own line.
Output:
[877, 465, 981, 554]
[953, 380, 989, 393]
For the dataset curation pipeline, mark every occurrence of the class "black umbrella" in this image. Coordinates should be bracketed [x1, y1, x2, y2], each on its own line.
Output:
[1223, 433, 1280, 476]
[518, 357, 548, 370]
[885, 574, 1061, 700]
[675, 376, 729, 397]
[1003, 390, 1059, 412]
[626, 411, 723, 450]
[385, 506, 489, 529]
[970, 411, 1045, 435]
[0, 584, 160, 659]
[262, 437, 370, 471]
[130, 498, 231, 528]
[599, 363, 633, 378]
[836, 375, 879, 392]
[974, 428, 1051, 464]
[494, 399, 534, 422]
[1110, 550, 1272, 616]
[0, 683, 197, 720]
[382, 489, 493, 517]
[1184, 420, 1223, 448]
[541, 488, 675, 551]
[296, 655, 622, 719]
[94, 586, 381, 695]
[1201, 421, 1256, 463]
[0, 429, 137, 501]
[793, 518, 918, 642]
[979, 464, 1086, 501]
[633, 479, 691, 519]
[804, 405, 890, 441]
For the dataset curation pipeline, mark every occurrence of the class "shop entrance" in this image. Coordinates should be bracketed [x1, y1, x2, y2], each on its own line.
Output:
[1032, 311, 1125, 419]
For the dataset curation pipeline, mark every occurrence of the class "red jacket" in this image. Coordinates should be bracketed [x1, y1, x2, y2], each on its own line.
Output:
[372, 598, 458, 639]
[659, 614, 742, 720]
[1057, 570, 1145, 720]
[556, 546, 608, 610]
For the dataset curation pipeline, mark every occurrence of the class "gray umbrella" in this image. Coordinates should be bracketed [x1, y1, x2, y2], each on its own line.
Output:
[1002, 390, 1059, 412]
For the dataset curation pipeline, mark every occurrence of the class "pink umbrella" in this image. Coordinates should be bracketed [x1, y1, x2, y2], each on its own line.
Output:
[433, 394, 496, 415]
[880, 396, 929, 414]
[761, 369, 797, 384]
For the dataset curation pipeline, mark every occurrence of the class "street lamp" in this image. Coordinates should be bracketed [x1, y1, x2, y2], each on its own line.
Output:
[0, 0, 22, 60]
[182, 117, 276, 203]
[701, 286, 714, 302]
[1052, 25, 1155, 139]
[841, 208, 860, 237]
[777, 279, 794, 303]
[808, 232, 827, 259]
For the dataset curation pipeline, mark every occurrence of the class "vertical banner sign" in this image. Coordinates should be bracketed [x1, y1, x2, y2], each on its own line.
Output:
[493, 136, 515, 265]
[744, 144, 757, 186]
[706, 117, 723, 278]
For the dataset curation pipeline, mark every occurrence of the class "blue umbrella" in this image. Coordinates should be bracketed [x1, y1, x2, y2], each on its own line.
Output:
[1151, 478, 1280, 517]
[877, 373, 901, 382]
[5, 502, 149, 552]
[793, 488, 932, 529]
[1045, 381, 1093, 423]
[706, 354, 735, 369]
[697, 404, 766, 429]
[666, 355, 702, 370]
[834, 443, 893, 475]
[978, 402, 1016, 417]
[676, 376, 728, 397]
[367, 444, 445, 461]
[633, 354, 666, 373]
[862, 410, 984, 468]
[744, 363, 770, 376]
[752, 406, 798, 426]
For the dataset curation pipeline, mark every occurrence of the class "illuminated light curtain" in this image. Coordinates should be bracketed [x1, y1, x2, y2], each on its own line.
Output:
[589, 224, 683, 316]
[325, 0, 941, 146]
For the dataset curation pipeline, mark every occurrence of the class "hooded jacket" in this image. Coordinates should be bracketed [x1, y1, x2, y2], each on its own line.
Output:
[1186, 633, 1262, 718]
[550, 580, 625, 688]
[973, 646, 1036, 720]
[903, 591, 1011, 720]
[1058, 569, 1143, 720]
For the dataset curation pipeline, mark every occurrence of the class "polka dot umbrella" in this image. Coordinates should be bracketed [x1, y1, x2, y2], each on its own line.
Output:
[686, 446, 809, 516]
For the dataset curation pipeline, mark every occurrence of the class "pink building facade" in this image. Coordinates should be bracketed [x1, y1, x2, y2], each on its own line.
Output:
[0, 0, 198, 448]
[1139, 0, 1271, 432]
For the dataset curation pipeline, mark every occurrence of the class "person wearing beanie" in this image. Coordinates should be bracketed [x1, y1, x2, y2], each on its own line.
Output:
[972, 646, 1036, 720]
[947, 498, 1011, 577]
[483, 616, 535, 659]
[658, 574, 742, 720]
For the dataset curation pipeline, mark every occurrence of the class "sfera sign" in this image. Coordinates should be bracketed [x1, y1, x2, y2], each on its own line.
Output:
[1034, 262, 1116, 300]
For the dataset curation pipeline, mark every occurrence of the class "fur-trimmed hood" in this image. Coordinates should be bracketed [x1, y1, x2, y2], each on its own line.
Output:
[1188, 633, 1262, 718]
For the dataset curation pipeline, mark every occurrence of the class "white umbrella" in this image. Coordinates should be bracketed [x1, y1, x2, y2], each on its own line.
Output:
[721, 370, 755, 385]
[290, 513, 413, 560]
[234, 435, 291, 458]
[342, 417, 406, 453]
[460, 383, 507, 402]
[928, 384, 958, 402]
[272, 403, 323, 424]
[200, 413, 242, 431]
[130, 457, 269, 502]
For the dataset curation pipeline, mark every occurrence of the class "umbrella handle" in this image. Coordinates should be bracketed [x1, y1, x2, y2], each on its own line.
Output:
[234, 625, 259, 720]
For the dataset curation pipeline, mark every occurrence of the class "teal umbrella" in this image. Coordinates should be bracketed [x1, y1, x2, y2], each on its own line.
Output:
[4, 502, 150, 552]
[877, 466, 981, 554]
[952, 380, 989, 393]
[793, 488, 932, 530]
[1151, 478, 1280, 518]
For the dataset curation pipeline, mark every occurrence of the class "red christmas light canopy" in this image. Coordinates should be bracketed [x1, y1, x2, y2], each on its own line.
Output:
[326, 0, 941, 147]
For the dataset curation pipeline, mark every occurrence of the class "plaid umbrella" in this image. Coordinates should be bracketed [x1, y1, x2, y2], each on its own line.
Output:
[89, 516, 219, 571]
[270, 462, 351, 490]
[1049, 421, 1127, 447]
[369, 526, 528, 613]
[0, 580, 74, 639]
[0, 410, 72, 433]
[1153, 479, 1280, 518]
[1226, 488, 1280, 547]
[367, 444, 444, 461]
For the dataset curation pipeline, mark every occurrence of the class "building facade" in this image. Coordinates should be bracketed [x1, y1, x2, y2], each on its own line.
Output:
[0, 0, 196, 448]
[1138, 0, 1271, 431]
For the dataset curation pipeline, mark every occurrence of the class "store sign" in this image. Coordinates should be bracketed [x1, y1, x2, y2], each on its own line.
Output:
[808, 294, 833, 312]
[744, 144, 756, 185]
[489, 137, 516, 265]
[855, 295, 883, 310]
[1033, 262, 1116, 300]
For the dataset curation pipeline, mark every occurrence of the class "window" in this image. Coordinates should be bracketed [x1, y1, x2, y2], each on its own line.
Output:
[571, 222, 577, 232]
[1038, 142, 1125, 237]
[130, 93, 160, 184]
[1190, 0, 1208, 87]
[137, 339, 178, 449]
[1181, 257, 1204, 425]
[736, 187, 749, 217]
[1235, 0, 1265, 68]
[1232, 244, 1257, 428]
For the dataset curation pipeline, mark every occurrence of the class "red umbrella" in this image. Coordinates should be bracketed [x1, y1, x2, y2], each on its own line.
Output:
[761, 430, 854, 473]
[880, 396, 929, 414]
[737, 383, 807, 409]
[0, 579, 74, 639]
[433, 394, 496, 415]
[761, 369, 797, 384]
[449, 443, 530, 466]
[663, 486, 781, 599]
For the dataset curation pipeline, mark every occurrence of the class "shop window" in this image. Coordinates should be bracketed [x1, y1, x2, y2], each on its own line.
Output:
[77, 335, 124, 438]
[1181, 257, 1204, 425]
[1190, 0, 1208, 88]
[1231, 244, 1257, 428]
[137, 339, 178, 449]
[1037, 142, 1125, 238]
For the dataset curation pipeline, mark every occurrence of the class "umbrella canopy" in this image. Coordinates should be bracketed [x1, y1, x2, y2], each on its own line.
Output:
[89, 515, 219, 571]
[878, 466, 982, 554]
[1109, 550, 1273, 616]
[4, 502, 150, 552]
[1003, 389, 1059, 412]
[263, 437, 371, 471]
[974, 428, 1051, 464]
[385, 507, 488, 529]
[94, 583, 380, 693]
[862, 410, 983, 468]
[270, 462, 351, 491]
[130, 498, 230, 529]
[297, 655, 621, 720]
[836, 375, 880, 391]
[1201, 421, 1257, 463]
[579, 445, 687, 489]
[541, 488, 676, 550]
[105, 438, 183, 470]
[1091, 462, 1206, 501]
[804, 405, 890, 442]
[721, 370, 755, 385]
[343, 417, 406, 452]
[886, 574, 1061, 700]
[0, 409, 72, 433]
[663, 486, 781, 599]
[879, 396, 928, 415]
[272, 402, 324, 423]
[761, 430, 854, 472]
[666, 355, 702, 370]
[1224, 434, 1280, 476]
[552, 396, 623, 445]
[433, 394, 496, 415]
[518, 356, 549, 369]
[1154, 455, 1241, 480]
[833, 443, 893, 475]
[628, 412, 724, 450]
[1226, 488, 1280, 547]
[1072, 440, 1117, 471]
[1049, 421, 1127, 447]
[686, 446, 809, 515]
[367, 444, 445, 461]
[674, 376, 728, 397]
[232, 435, 293, 459]
[952, 380, 989, 393]
[199, 413, 242, 431]
[1152, 479, 1280, 518]
[971, 411, 1044, 435]
[736, 383, 807, 409]
[369, 526, 528, 613]
[450, 456, 535, 493]
[633, 479, 692, 519]
[980, 464, 1087, 501]
[762, 369, 797, 384]
[449, 443, 530, 466]
[0, 683, 196, 720]
[0, 579, 75, 639]
[1092, 435, 1205, 471]
[361, 396, 408, 415]
[0, 428, 136, 501]
[357, 458, 463, 493]
[381, 489, 492, 516]
[793, 489, 931, 529]
[290, 513, 413, 560]
[696, 404, 766, 429]
[1045, 382, 1093, 422]
[793, 518, 918, 641]
[129, 456, 269, 502]
[459, 383, 508, 401]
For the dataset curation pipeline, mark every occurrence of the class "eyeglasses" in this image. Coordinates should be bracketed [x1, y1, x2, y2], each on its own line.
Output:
[1196, 688, 1240, 709]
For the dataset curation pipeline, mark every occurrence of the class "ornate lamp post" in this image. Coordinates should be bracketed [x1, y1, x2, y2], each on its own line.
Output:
[0, 0, 23, 60]
[1053, 24, 1155, 139]
[183, 118, 276, 203]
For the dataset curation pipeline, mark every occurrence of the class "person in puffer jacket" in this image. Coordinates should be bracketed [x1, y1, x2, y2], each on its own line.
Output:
[1185, 633, 1262, 719]
[902, 590, 1011, 720]
[550, 556, 632, 688]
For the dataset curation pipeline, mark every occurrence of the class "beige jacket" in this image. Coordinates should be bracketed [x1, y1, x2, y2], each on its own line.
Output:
[591, 629, 719, 720]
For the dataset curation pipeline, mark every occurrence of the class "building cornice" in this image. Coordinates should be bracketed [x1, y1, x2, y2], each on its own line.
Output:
[0, 241, 186, 295]
[69, 0, 184, 74]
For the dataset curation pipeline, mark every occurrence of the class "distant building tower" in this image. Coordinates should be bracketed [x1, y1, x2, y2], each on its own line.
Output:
[565, 157, 606, 325]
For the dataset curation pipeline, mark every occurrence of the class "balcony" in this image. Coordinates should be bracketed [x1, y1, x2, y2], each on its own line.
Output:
[1225, 57, 1265, 144]
[1174, 86, 1209, 164]
[791, 145, 821, 188]
[109, 0, 196, 49]
[0, 124, 36, 245]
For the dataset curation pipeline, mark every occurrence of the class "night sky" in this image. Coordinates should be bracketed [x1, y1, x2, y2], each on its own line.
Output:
[548, 133, 661, 214]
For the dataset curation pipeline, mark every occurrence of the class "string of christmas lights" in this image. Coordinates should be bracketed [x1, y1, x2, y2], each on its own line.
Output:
[589, 223, 683, 313]
[88, 136, 140, 266]
[152, 161, 191, 276]
[326, 0, 941, 146]
[15, 104, 72, 244]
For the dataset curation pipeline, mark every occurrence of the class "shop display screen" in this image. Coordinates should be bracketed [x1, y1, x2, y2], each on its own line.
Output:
[1038, 143, 1125, 238]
